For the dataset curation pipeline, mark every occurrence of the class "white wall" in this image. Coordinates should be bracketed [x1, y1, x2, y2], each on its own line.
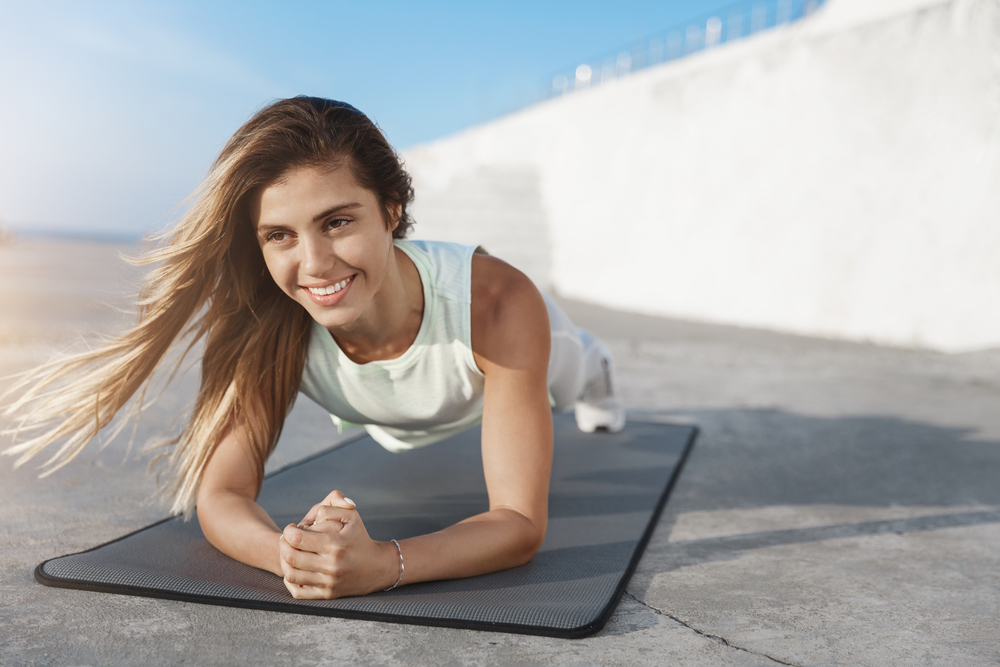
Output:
[404, 0, 1000, 352]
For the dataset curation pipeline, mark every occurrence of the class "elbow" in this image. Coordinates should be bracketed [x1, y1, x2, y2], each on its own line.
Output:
[526, 520, 547, 558]
[511, 517, 547, 567]
[194, 492, 218, 543]
[520, 536, 545, 566]
[195, 485, 218, 524]
[194, 487, 233, 550]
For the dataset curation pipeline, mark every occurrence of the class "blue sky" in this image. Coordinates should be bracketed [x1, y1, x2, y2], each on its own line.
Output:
[0, 0, 780, 237]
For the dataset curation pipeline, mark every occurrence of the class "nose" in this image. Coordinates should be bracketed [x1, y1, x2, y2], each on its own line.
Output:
[299, 233, 335, 278]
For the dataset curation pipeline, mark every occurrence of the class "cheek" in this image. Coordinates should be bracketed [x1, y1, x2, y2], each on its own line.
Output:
[261, 250, 294, 292]
[339, 234, 386, 272]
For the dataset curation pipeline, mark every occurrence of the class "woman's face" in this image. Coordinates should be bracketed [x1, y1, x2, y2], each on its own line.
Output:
[251, 163, 397, 332]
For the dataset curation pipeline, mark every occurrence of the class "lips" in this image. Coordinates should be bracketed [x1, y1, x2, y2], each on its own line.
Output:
[305, 276, 352, 296]
[301, 275, 355, 306]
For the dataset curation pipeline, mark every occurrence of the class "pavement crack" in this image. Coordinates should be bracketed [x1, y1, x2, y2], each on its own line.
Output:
[625, 590, 802, 666]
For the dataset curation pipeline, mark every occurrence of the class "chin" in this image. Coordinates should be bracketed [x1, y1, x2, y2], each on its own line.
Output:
[303, 304, 360, 332]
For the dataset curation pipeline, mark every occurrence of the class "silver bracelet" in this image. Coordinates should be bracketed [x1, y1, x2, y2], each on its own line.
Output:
[383, 539, 404, 591]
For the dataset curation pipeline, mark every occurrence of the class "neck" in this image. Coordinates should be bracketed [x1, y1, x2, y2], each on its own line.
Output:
[330, 244, 423, 364]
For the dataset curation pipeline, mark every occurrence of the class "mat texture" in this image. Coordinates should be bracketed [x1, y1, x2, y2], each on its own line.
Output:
[36, 414, 696, 638]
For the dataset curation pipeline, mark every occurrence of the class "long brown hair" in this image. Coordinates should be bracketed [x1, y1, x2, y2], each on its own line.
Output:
[3, 97, 414, 515]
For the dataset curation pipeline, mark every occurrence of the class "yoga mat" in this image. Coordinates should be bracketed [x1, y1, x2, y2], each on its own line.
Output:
[36, 414, 696, 638]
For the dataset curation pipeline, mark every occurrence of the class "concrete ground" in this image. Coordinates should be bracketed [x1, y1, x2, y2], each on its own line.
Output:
[1, 238, 998, 666]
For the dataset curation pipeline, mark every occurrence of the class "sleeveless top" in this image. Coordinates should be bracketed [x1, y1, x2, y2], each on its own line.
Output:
[298, 240, 486, 452]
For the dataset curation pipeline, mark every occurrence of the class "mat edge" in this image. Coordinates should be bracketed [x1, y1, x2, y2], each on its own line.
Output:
[33, 561, 609, 639]
[579, 423, 699, 636]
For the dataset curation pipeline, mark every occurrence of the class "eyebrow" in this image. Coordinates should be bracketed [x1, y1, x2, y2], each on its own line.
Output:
[312, 202, 363, 222]
[255, 202, 364, 233]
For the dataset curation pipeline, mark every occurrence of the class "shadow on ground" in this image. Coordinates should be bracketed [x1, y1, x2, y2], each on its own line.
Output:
[628, 406, 1000, 574]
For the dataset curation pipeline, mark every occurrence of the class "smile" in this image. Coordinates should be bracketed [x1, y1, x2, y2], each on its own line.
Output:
[305, 277, 353, 295]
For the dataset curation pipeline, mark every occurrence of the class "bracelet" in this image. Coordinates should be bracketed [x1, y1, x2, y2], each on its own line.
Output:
[383, 539, 405, 591]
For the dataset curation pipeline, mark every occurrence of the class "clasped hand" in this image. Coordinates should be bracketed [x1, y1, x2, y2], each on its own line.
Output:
[278, 490, 392, 599]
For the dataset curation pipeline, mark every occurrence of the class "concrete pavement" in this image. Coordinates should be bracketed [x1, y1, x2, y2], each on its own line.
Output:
[2, 238, 998, 666]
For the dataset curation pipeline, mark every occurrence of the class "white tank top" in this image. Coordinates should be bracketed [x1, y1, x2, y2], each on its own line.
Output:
[298, 240, 485, 452]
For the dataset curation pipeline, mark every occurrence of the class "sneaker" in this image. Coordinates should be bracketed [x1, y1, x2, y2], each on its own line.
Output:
[575, 354, 626, 433]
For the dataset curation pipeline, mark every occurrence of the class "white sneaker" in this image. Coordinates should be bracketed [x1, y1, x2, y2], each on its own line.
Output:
[575, 353, 626, 433]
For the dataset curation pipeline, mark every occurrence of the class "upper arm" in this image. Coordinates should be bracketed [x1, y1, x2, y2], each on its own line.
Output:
[470, 255, 553, 543]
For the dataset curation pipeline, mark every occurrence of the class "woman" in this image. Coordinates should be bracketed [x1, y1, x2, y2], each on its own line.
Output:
[4, 97, 624, 599]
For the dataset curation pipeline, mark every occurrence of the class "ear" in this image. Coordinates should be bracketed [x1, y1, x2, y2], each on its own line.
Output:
[387, 202, 402, 232]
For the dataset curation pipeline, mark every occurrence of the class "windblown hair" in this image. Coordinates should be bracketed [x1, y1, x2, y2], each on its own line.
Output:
[2, 97, 414, 515]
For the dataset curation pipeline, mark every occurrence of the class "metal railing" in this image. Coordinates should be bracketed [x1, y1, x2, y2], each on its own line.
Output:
[484, 0, 826, 122]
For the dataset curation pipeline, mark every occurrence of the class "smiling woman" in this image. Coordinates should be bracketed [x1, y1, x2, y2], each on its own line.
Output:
[252, 166, 403, 338]
[3, 97, 625, 599]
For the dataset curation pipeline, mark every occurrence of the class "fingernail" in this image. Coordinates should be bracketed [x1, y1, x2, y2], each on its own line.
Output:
[343, 497, 356, 507]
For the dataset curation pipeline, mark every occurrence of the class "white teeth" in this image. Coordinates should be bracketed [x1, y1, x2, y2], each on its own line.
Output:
[307, 278, 351, 296]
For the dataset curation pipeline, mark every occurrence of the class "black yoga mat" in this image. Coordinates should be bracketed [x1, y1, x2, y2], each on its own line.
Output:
[36, 414, 696, 638]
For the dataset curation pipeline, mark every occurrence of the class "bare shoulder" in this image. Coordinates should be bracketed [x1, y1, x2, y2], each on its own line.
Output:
[470, 254, 550, 370]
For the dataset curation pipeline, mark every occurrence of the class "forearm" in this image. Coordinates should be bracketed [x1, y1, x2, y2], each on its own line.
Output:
[394, 507, 546, 585]
[197, 490, 283, 576]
